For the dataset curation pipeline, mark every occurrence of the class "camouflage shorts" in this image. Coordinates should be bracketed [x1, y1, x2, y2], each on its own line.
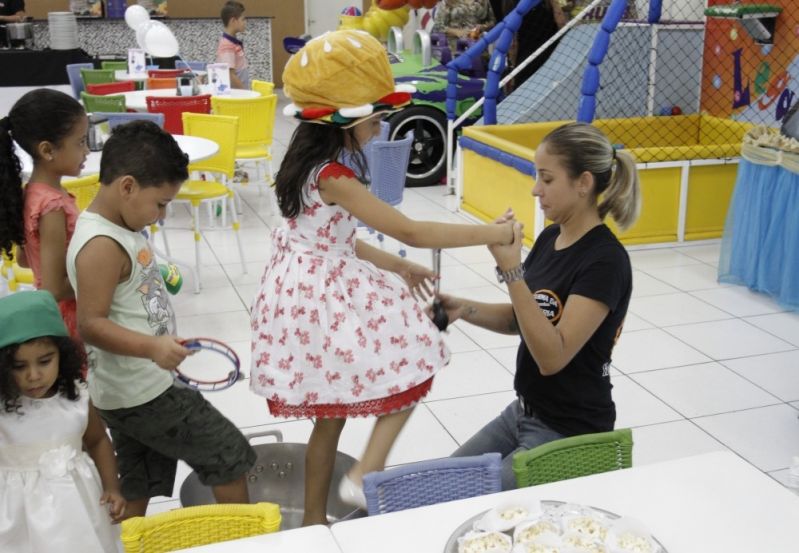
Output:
[98, 385, 256, 501]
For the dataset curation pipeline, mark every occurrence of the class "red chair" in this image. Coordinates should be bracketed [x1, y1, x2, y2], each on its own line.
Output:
[147, 69, 188, 79]
[146, 94, 211, 135]
[85, 81, 136, 95]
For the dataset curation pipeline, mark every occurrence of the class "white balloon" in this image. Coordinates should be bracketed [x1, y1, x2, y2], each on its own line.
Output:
[143, 22, 179, 58]
[124, 5, 150, 31]
[135, 20, 156, 50]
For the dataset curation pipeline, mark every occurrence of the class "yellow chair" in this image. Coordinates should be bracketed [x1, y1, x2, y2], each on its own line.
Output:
[211, 94, 278, 212]
[168, 112, 246, 292]
[120, 502, 281, 553]
[1, 247, 34, 292]
[251, 79, 275, 96]
[63, 174, 101, 211]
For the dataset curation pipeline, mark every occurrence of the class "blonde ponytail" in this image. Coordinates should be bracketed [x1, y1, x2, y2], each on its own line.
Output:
[598, 149, 641, 231]
[541, 122, 642, 231]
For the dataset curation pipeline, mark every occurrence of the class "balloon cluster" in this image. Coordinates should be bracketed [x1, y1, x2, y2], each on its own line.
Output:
[124, 5, 180, 58]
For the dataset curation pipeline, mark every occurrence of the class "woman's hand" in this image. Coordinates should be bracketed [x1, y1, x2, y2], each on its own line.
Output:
[489, 221, 524, 270]
[101, 490, 127, 523]
[427, 293, 466, 324]
[398, 261, 437, 302]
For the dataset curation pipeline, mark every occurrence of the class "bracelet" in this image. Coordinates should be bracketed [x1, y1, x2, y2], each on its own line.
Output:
[495, 263, 525, 284]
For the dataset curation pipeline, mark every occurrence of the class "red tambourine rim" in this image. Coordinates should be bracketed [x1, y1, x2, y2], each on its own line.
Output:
[174, 337, 241, 387]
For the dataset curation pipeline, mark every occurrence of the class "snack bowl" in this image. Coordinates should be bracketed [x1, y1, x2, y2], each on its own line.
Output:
[606, 518, 659, 553]
[561, 513, 610, 542]
[561, 531, 608, 553]
[458, 530, 514, 553]
[513, 518, 562, 544]
[474, 500, 543, 533]
[511, 533, 568, 553]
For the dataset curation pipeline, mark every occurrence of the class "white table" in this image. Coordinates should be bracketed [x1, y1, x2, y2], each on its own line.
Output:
[18, 135, 219, 177]
[331, 452, 799, 553]
[116, 85, 260, 112]
[171, 524, 342, 553]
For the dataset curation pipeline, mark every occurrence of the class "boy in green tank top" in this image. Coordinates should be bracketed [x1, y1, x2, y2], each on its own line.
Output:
[66, 122, 256, 518]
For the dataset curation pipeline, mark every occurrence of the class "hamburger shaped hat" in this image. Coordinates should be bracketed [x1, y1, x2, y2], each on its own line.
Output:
[282, 30, 415, 127]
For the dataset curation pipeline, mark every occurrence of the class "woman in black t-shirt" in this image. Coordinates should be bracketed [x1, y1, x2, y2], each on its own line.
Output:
[438, 122, 641, 489]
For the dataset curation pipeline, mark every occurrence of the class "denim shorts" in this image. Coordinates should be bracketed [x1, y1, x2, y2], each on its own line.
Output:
[98, 385, 256, 500]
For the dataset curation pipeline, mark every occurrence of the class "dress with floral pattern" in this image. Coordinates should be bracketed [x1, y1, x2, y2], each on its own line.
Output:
[250, 162, 450, 418]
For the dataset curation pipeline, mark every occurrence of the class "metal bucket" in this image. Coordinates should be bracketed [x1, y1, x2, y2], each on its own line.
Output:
[179, 429, 362, 530]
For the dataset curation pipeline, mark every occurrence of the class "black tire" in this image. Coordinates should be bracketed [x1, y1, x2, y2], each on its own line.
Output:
[387, 105, 448, 187]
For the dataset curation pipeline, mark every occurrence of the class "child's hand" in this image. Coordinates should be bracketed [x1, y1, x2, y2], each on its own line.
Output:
[151, 336, 190, 371]
[399, 261, 437, 301]
[100, 490, 127, 523]
[489, 221, 524, 269]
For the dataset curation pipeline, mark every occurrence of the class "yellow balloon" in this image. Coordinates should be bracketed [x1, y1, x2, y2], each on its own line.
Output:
[339, 14, 364, 30]
[362, 15, 379, 38]
[381, 9, 405, 28]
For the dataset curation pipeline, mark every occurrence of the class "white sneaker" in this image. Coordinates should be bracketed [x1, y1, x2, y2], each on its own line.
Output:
[338, 474, 367, 510]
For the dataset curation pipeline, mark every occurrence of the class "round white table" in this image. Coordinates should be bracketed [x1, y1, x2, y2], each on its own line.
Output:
[18, 135, 219, 178]
[116, 86, 260, 112]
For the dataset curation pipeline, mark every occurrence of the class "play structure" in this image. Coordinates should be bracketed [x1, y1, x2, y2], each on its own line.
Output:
[443, 0, 797, 245]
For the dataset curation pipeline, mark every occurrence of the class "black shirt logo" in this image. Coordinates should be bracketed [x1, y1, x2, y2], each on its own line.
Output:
[534, 289, 562, 323]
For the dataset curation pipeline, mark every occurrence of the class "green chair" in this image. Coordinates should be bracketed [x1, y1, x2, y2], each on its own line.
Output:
[80, 68, 116, 86]
[81, 91, 127, 113]
[101, 61, 129, 71]
[512, 428, 633, 488]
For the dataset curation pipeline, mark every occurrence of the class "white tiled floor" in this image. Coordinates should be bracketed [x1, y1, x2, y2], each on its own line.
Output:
[8, 90, 797, 513]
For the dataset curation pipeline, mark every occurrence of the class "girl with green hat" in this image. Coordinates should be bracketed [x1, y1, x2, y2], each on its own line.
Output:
[0, 291, 126, 552]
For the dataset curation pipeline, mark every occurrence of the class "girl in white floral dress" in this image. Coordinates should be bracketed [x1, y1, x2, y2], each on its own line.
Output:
[249, 30, 516, 525]
[0, 291, 125, 553]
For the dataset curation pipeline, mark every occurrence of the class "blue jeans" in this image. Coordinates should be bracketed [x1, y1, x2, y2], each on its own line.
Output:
[451, 399, 564, 490]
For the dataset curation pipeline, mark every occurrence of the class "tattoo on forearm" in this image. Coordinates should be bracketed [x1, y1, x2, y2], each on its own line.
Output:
[464, 305, 478, 320]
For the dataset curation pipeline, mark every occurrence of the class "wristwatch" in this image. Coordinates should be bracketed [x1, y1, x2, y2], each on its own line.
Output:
[495, 263, 525, 284]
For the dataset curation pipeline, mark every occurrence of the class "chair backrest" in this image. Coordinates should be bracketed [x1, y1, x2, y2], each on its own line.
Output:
[512, 428, 634, 488]
[120, 503, 281, 553]
[176, 60, 207, 72]
[146, 94, 211, 135]
[251, 79, 275, 96]
[210, 94, 278, 148]
[85, 80, 136, 95]
[62, 175, 100, 211]
[95, 111, 165, 130]
[101, 60, 128, 71]
[146, 77, 177, 90]
[148, 68, 188, 79]
[80, 68, 116, 85]
[367, 130, 413, 207]
[66, 62, 94, 98]
[181, 112, 239, 177]
[363, 453, 502, 516]
[81, 91, 127, 113]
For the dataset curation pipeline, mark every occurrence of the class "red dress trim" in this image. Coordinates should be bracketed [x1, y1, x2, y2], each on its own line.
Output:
[267, 377, 434, 419]
[317, 162, 356, 181]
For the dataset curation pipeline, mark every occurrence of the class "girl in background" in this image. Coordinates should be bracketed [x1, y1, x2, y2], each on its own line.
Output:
[0, 89, 89, 340]
[250, 30, 516, 525]
[0, 291, 125, 552]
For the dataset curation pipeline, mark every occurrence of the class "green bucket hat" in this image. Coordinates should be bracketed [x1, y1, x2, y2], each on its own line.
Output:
[0, 291, 69, 349]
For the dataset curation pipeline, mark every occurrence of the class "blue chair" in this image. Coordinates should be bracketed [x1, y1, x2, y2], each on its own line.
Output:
[362, 129, 413, 256]
[95, 111, 166, 130]
[362, 453, 502, 516]
[176, 60, 207, 72]
[66, 62, 94, 99]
